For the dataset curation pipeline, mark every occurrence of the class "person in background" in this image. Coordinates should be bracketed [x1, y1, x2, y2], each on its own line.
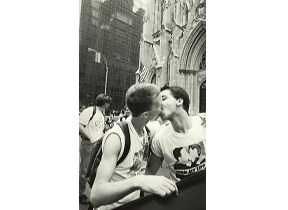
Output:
[79, 105, 86, 115]
[79, 94, 112, 205]
[104, 114, 114, 132]
[118, 105, 131, 122]
[118, 109, 125, 119]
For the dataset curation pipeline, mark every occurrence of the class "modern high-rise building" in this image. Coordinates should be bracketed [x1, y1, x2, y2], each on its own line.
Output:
[79, 0, 147, 112]
[137, 0, 206, 115]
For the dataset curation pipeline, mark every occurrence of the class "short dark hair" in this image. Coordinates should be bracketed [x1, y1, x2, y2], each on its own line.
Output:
[95, 94, 112, 106]
[189, 144, 202, 156]
[125, 83, 160, 117]
[106, 96, 112, 104]
[173, 147, 182, 161]
[161, 85, 190, 114]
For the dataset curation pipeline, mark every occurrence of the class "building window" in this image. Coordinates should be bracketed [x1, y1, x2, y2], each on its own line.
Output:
[92, 10, 99, 18]
[91, 0, 99, 9]
[92, 19, 98, 27]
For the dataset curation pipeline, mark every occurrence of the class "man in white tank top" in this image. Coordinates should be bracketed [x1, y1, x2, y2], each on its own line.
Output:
[90, 83, 178, 210]
[79, 94, 112, 205]
[146, 85, 206, 182]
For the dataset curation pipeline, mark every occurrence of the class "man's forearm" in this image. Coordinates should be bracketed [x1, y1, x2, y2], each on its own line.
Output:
[145, 153, 163, 175]
[90, 175, 142, 208]
[79, 124, 91, 140]
[145, 164, 159, 175]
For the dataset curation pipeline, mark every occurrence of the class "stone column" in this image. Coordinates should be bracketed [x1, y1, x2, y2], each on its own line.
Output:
[141, 0, 153, 83]
[159, 0, 172, 86]
[155, 0, 159, 32]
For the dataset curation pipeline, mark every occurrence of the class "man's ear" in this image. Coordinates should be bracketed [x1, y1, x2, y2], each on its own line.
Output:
[176, 98, 183, 107]
[142, 111, 149, 118]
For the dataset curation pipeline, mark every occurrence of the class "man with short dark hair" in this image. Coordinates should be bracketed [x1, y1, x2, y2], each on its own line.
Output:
[90, 84, 178, 210]
[146, 85, 206, 182]
[79, 93, 111, 205]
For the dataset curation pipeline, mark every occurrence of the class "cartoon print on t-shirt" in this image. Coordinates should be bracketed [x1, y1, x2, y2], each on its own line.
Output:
[142, 141, 150, 161]
[93, 116, 104, 128]
[128, 151, 145, 176]
[128, 133, 150, 176]
[173, 141, 206, 180]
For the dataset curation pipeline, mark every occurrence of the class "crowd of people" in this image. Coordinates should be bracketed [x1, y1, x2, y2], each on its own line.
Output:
[79, 83, 206, 210]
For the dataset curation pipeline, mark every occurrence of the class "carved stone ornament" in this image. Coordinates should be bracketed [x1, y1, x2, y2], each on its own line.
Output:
[199, 51, 206, 70]
[143, 12, 149, 22]
[197, 74, 206, 82]
[163, 0, 170, 9]
[195, 2, 206, 20]
[152, 57, 158, 66]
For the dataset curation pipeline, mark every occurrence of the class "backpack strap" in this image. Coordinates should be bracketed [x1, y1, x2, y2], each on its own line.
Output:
[117, 121, 131, 166]
[144, 125, 151, 141]
[144, 125, 153, 160]
[88, 106, 97, 123]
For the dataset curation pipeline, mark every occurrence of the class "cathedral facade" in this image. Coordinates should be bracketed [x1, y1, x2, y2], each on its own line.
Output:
[136, 0, 206, 115]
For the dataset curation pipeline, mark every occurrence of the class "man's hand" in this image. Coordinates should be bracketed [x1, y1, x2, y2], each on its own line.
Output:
[135, 175, 178, 197]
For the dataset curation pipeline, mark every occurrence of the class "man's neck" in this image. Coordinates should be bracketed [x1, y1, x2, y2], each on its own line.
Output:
[170, 111, 192, 133]
[96, 106, 104, 113]
[131, 116, 148, 136]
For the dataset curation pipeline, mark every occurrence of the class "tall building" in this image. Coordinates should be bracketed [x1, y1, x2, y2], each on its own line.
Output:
[79, 0, 147, 112]
[137, 0, 206, 115]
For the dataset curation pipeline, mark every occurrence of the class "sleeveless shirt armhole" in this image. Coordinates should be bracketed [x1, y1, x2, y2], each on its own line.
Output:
[102, 131, 125, 162]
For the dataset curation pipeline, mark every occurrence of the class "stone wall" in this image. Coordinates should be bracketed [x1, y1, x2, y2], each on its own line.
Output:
[137, 0, 206, 115]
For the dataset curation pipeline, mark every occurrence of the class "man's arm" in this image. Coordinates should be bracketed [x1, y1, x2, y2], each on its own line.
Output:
[145, 152, 164, 175]
[90, 134, 178, 208]
[79, 107, 99, 141]
[79, 123, 91, 139]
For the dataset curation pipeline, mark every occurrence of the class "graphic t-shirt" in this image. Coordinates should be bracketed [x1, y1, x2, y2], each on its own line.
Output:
[151, 116, 206, 182]
[79, 107, 105, 143]
[98, 117, 160, 210]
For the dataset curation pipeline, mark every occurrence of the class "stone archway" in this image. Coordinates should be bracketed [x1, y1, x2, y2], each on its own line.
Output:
[178, 20, 206, 115]
[179, 20, 206, 71]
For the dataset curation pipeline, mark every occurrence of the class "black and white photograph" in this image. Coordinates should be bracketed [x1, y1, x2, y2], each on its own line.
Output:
[2, 0, 288, 210]
[79, 0, 206, 209]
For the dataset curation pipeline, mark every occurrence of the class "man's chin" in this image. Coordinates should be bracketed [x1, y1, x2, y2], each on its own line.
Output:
[159, 113, 166, 121]
[151, 113, 161, 121]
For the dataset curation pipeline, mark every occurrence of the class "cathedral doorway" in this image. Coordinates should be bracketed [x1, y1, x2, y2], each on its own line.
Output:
[199, 80, 206, 113]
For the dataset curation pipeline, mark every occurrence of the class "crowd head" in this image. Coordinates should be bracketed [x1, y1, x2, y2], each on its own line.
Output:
[95, 93, 112, 108]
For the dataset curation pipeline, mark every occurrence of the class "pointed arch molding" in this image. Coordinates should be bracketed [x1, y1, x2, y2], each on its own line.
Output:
[179, 20, 206, 71]
[146, 66, 159, 83]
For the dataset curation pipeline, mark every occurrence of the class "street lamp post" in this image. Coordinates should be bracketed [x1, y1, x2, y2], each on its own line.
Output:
[88, 48, 108, 95]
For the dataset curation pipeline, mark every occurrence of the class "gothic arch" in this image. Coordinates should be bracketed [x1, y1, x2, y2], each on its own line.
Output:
[146, 66, 158, 84]
[178, 20, 206, 115]
[179, 20, 206, 71]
